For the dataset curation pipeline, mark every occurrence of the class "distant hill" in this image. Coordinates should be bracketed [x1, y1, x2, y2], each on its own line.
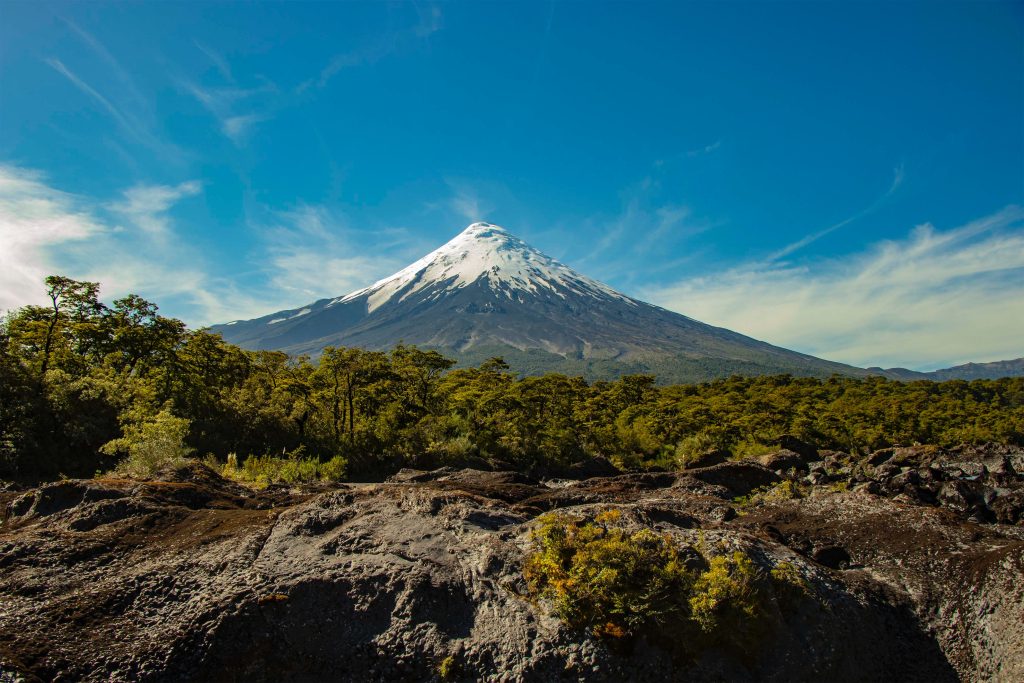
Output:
[868, 358, 1024, 381]
[211, 222, 869, 384]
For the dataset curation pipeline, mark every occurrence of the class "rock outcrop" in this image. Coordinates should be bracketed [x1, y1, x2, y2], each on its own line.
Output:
[1, 445, 1022, 681]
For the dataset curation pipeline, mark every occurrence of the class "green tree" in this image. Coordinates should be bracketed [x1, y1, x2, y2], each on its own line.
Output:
[101, 408, 194, 478]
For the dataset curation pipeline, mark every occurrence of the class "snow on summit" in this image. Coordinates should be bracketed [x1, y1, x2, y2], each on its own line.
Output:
[334, 222, 635, 313]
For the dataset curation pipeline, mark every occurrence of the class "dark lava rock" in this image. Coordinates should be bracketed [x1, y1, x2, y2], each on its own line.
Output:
[937, 480, 996, 521]
[806, 470, 831, 486]
[774, 435, 820, 462]
[888, 469, 921, 489]
[1, 449, 1023, 682]
[758, 449, 809, 474]
[990, 456, 1020, 486]
[554, 456, 621, 480]
[387, 467, 457, 483]
[867, 448, 895, 466]
[853, 481, 883, 496]
[990, 489, 1024, 525]
[682, 448, 731, 469]
[686, 461, 781, 498]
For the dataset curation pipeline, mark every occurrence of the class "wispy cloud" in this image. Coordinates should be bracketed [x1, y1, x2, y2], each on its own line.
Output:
[58, 17, 147, 108]
[447, 185, 491, 224]
[0, 164, 425, 324]
[258, 205, 408, 303]
[109, 181, 202, 239]
[194, 40, 234, 82]
[44, 55, 182, 164]
[222, 114, 267, 144]
[307, 3, 443, 90]
[180, 78, 276, 145]
[687, 140, 721, 157]
[0, 164, 246, 323]
[642, 206, 1024, 369]
[46, 58, 136, 137]
[573, 176, 710, 276]
[768, 164, 905, 262]
[632, 206, 694, 254]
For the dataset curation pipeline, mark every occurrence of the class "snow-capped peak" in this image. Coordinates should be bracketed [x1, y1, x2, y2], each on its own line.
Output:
[333, 222, 636, 313]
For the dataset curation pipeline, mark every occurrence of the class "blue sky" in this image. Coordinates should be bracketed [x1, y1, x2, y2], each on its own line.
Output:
[1, 1, 1022, 370]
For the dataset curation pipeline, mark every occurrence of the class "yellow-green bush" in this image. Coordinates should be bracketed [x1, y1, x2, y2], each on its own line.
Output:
[733, 480, 807, 508]
[221, 447, 347, 486]
[770, 560, 807, 592]
[101, 408, 194, 478]
[673, 430, 724, 468]
[524, 510, 693, 638]
[524, 512, 809, 649]
[689, 552, 761, 634]
[437, 654, 458, 680]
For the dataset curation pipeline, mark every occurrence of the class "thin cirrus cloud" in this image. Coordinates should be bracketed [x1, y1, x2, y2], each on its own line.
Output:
[222, 114, 267, 144]
[573, 175, 710, 282]
[768, 164, 905, 263]
[448, 187, 491, 224]
[45, 58, 138, 139]
[303, 3, 443, 91]
[193, 40, 234, 82]
[180, 78, 276, 145]
[687, 140, 721, 157]
[58, 16, 148, 109]
[258, 205, 408, 306]
[44, 56, 185, 165]
[642, 205, 1024, 370]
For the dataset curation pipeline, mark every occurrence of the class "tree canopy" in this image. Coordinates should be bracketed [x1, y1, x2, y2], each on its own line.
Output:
[2, 276, 1021, 481]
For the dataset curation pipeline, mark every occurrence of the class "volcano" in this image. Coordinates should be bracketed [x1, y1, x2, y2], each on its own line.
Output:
[211, 222, 865, 382]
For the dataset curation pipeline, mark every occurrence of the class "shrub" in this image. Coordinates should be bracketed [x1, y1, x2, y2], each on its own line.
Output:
[318, 455, 348, 481]
[524, 511, 693, 638]
[733, 480, 806, 508]
[674, 431, 720, 467]
[438, 654, 458, 680]
[428, 434, 476, 464]
[221, 447, 347, 487]
[100, 408, 193, 478]
[524, 512, 809, 651]
[689, 552, 762, 634]
[730, 438, 777, 460]
[770, 560, 807, 592]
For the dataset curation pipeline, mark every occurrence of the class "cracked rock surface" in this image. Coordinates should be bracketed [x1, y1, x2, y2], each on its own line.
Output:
[1, 444, 1022, 681]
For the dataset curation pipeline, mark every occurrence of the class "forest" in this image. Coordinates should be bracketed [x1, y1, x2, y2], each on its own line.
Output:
[2, 276, 1022, 483]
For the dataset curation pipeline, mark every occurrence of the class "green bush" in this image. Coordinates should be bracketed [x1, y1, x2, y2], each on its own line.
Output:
[673, 429, 730, 468]
[733, 480, 807, 509]
[437, 655, 458, 680]
[222, 447, 347, 487]
[317, 454, 348, 481]
[689, 552, 762, 634]
[524, 511, 807, 648]
[100, 408, 194, 478]
[524, 509, 693, 638]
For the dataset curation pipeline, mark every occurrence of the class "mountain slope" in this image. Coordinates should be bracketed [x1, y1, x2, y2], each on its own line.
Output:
[869, 358, 1024, 381]
[212, 222, 868, 382]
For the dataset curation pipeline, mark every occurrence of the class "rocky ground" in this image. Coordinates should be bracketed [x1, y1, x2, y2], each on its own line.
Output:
[1, 442, 1022, 682]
